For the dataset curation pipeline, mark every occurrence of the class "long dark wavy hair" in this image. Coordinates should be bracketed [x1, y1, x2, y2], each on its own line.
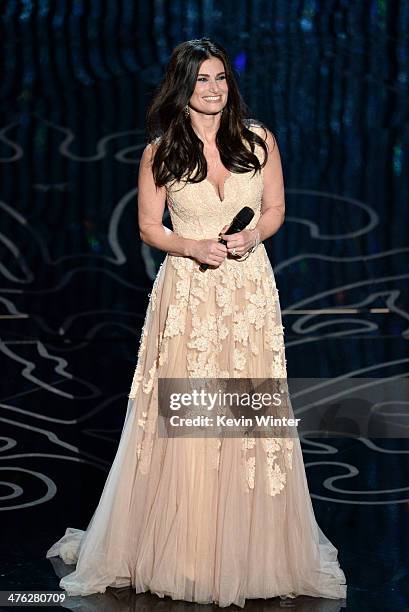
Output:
[146, 38, 269, 187]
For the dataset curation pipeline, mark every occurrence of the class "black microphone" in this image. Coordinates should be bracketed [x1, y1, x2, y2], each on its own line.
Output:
[199, 206, 255, 272]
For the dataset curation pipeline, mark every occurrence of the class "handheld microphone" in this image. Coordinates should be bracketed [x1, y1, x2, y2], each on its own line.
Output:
[199, 206, 255, 272]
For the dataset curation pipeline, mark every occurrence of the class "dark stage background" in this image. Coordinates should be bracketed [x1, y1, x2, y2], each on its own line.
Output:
[0, 2, 408, 611]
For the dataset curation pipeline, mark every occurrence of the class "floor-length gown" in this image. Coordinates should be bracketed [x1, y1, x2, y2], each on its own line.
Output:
[46, 123, 347, 608]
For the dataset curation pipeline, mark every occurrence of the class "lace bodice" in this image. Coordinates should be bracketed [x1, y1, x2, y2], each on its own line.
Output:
[165, 123, 266, 239]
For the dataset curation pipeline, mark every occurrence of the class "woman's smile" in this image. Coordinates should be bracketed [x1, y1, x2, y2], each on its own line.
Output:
[203, 95, 222, 101]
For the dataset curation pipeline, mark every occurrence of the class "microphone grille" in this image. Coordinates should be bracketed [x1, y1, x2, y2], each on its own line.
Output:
[235, 206, 255, 228]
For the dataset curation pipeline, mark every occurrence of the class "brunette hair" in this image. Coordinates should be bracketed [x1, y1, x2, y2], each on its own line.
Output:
[146, 37, 269, 187]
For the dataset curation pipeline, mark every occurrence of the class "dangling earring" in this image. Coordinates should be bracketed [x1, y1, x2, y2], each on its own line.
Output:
[184, 105, 190, 117]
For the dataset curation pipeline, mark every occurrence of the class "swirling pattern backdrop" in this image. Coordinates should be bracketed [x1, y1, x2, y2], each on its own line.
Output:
[0, 1, 408, 609]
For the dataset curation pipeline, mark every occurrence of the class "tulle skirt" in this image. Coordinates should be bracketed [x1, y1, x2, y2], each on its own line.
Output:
[47, 250, 347, 607]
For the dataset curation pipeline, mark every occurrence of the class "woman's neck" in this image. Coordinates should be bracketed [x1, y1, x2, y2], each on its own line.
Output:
[190, 114, 221, 145]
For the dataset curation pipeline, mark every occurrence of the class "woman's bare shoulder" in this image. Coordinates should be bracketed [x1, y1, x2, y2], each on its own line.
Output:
[140, 135, 163, 166]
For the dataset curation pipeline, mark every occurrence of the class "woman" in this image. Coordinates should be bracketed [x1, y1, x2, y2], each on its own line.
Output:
[46, 38, 347, 608]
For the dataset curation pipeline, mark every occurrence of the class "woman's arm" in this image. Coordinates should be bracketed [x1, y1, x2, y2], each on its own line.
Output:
[138, 143, 195, 257]
[254, 127, 285, 241]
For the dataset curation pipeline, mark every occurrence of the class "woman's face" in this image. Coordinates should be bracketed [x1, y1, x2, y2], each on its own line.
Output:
[189, 56, 228, 116]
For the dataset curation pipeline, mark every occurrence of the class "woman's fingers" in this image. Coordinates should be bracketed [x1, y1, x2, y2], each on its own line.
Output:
[219, 224, 229, 235]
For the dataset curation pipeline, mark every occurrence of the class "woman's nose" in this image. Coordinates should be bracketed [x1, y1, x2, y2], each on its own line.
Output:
[208, 80, 220, 92]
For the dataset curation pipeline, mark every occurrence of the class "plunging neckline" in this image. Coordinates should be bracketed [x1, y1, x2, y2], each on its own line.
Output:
[204, 172, 232, 203]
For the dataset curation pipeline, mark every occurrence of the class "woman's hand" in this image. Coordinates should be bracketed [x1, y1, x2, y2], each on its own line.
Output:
[219, 226, 257, 258]
[190, 238, 228, 268]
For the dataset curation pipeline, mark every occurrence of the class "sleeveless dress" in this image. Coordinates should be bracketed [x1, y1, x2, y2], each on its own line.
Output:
[46, 124, 347, 608]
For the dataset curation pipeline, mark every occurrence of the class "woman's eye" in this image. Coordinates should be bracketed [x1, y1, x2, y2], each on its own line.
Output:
[197, 75, 226, 82]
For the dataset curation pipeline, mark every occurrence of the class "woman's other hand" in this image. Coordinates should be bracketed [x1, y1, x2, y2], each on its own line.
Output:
[191, 238, 228, 268]
[219, 227, 257, 257]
